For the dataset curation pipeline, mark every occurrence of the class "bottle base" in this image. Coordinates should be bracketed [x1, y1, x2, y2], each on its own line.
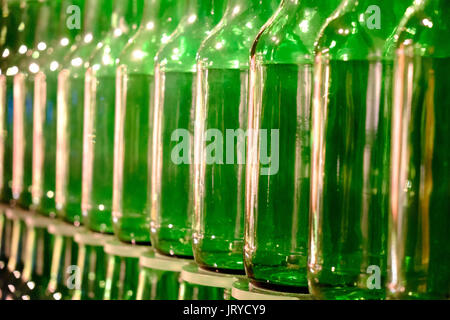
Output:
[308, 283, 385, 300]
[198, 264, 246, 276]
[250, 279, 309, 295]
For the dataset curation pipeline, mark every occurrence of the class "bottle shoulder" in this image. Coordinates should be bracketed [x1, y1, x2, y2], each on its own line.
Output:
[315, 11, 374, 61]
[61, 39, 98, 74]
[118, 28, 171, 74]
[155, 18, 218, 73]
[197, 11, 275, 70]
[87, 32, 131, 75]
[395, 6, 450, 58]
[252, 6, 321, 65]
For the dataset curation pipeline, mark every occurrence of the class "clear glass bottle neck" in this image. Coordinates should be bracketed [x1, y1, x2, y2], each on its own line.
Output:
[282, 0, 336, 10]
[111, 0, 143, 31]
[141, 0, 178, 24]
[57, 0, 82, 39]
[82, 0, 112, 37]
[33, 0, 61, 47]
[18, 0, 39, 49]
[224, 0, 276, 16]
[186, 0, 224, 19]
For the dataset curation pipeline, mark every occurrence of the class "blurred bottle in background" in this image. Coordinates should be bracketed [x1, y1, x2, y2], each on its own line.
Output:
[82, 0, 144, 234]
[309, 0, 411, 300]
[10, 0, 40, 210]
[151, 0, 226, 258]
[193, 0, 280, 275]
[245, 0, 340, 293]
[0, 0, 22, 205]
[113, 0, 185, 245]
[55, 0, 113, 226]
[31, 0, 84, 218]
[388, 0, 450, 300]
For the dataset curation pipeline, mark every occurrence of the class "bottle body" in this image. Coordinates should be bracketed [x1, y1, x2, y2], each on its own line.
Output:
[193, 0, 279, 274]
[31, 0, 83, 218]
[245, 0, 341, 291]
[0, 0, 22, 204]
[113, 0, 184, 244]
[151, 69, 197, 257]
[388, 0, 450, 300]
[151, 0, 226, 258]
[55, 0, 113, 225]
[114, 70, 153, 243]
[12, 0, 50, 210]
[308, 0, 410, 299]
[81, 0, 143, 233]
[310, 59, 393, 300]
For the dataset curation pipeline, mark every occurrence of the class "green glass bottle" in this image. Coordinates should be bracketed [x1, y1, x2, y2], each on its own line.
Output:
[244, 0, 340, 292]
[193, 0, 280, 274]
[72, 231, 113, 300]
[11, 0, 47, 210]
[309, 0, 411, 300]
[179, 263, 239, 300]
[2, 208, 27, 299]
[2, 0, 43, 297]
[6, 0, 62, 300]
[151, 0, 226, 258]
[103, 241, 147, 300]
[136, 252, 189, 300]
[388, 0, 450, 300]
[113, 0, 185, 245]
[46, 221, 80, 300]
[0, 0, 22, 274]
[55, 0, 113, 225]
[12, 214, 54, 300]
[0, 0, 22, 205]
[31, 0, 84, 218]
[82, 0, 144, 234]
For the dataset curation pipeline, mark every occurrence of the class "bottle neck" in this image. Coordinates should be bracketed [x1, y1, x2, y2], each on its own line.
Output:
[186, 0, 225, 22]
[1, 0, 18, 49]
[141, 0, 179, 23]
[339, 0, 411, 40]
[282, 0, 337, 11]
[83, 0, 112, 37]
[111, 0, 144, 33]
[17, 0, 39, 50]
[226, 0, 274, 11]
[33, 0, 61, 48]
[57, 0, 83, 40]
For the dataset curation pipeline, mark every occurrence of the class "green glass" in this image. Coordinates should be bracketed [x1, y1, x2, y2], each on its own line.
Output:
[82, 0, 144, 234]
[245, 0, 340, 292]
[388, 0, 450, 300]
[179, 282, 227, 300]
[55, 0, 113, 225]
[309, 0, 411, 300]
[0, 206, 7, 263]
[178, 263, 237, 300]
[3, 209, 27, 299]
[0, 0, 22, 204]
[136, 252, 190, 300]
[103, 241, 147, 300]
[72, 231, 113, 300]
[46, 222, 79, 300]
[12, 0, 54, 210]
[231, 279, 313, 300]
[0, 207, 14, 296]
[13, 214, 54, 300]
[113, 0, 185, 244]
[137, 267, 181, 300]
[151, 0, 226, 258]
[193, 0, 280, 274]
[31, 0, 84, 218]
